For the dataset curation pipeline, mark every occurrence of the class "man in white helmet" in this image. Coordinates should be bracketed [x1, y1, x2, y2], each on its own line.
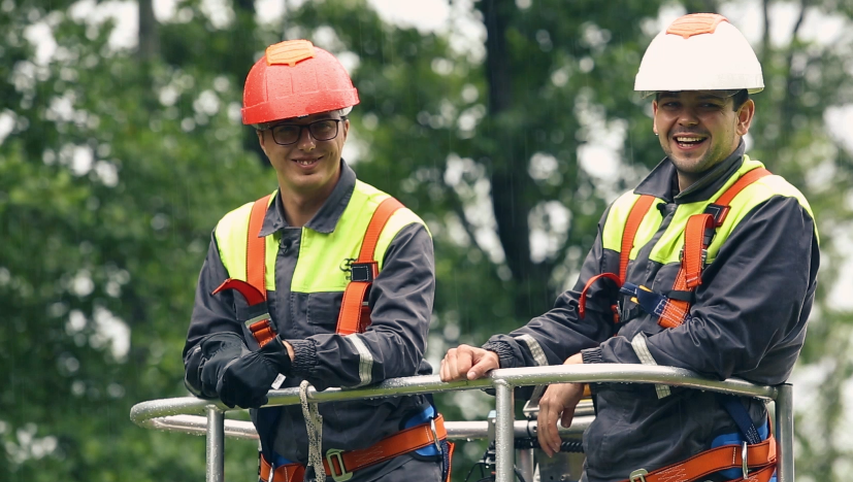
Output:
[441, 13, 818, 482]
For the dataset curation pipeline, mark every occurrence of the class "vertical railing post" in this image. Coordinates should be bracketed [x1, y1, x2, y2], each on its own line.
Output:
[775, 384, 794, 482]
[516, 447, 535, 482]
[206, 405, 225, 482]
[494, 379, 515, 482]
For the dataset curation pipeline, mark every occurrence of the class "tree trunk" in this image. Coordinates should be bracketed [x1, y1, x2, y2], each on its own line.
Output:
[137, 0, 159, 60]
[480, 0, 551, 318]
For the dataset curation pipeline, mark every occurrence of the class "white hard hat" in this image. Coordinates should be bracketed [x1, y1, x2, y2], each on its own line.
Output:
[634, 13, 764, 94]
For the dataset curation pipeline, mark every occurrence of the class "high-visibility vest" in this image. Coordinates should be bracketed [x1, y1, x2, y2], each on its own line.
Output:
[211, 180, 426, 345]
[579, 157, 815, 329]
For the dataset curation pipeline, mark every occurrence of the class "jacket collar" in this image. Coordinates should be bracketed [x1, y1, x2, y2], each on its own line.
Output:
[634, 141, 746, 204]
[259, 159, 356, 236]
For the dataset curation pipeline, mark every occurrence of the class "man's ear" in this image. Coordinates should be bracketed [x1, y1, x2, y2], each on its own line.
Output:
[736, 99, 756, 136]
[342, 118, 350, 142]
[652, 100, 659, 136]
[256, 129, 265, 147]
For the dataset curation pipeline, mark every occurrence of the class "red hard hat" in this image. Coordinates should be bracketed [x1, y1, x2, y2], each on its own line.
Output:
[241, 39, 360, 125]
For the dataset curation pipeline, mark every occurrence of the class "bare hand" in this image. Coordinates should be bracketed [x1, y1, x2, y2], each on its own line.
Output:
[537, 353, 585, 457]
[440, 344, 500, 382]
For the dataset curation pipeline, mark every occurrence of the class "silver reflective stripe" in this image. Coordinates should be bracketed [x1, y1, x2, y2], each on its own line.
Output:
[631, 333, 671, 399]
[516, 334, 548, 366]
[344, 334, 373, 386]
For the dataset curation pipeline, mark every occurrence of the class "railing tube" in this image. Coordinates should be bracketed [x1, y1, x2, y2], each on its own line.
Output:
[494, 379, 515, 482]
[206, 405, 225, 482]
[775, 384, 794, 482]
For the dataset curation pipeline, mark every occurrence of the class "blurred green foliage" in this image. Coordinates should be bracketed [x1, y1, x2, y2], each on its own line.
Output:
[1, 0, 851, 481]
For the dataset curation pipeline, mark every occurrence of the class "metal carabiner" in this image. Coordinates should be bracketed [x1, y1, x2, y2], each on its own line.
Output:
[742, 441, 749, 479]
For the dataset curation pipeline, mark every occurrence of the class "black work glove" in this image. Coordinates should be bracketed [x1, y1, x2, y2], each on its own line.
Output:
[192, 332, 246, 399]
[216, 335, 293, 409]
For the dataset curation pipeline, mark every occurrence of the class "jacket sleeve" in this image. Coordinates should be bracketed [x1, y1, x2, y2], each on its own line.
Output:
[586, 196, 819, 385]
[182, 232, 245, 395]
[483, 211, 620, 369]
[286, 222, 436, 390]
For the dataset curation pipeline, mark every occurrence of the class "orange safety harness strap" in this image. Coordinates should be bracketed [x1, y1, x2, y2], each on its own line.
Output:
[247, 194, 271, 299]
[578, 194, 655, 321]
[657, 168, 771, 328]
[335, 196, 404, 336]
[260, 414, 448, 482]
[621, 435, 776, 482]
[620, 195, 656, 282]
[245, 194, 275, 347]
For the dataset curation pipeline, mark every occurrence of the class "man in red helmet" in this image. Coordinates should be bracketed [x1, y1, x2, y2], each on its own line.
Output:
[182, 40, 448, 482]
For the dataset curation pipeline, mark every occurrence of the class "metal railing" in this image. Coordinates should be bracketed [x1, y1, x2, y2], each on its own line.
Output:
[130, 364, 794, 482]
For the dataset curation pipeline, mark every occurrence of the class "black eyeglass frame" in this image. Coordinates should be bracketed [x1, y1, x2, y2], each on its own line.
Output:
[262, 118, 345, 146]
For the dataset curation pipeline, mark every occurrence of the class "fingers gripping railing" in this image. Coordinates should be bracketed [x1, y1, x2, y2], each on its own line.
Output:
[130, 364, 792, 482]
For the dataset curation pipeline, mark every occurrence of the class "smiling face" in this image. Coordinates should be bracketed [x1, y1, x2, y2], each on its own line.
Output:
[257, 111, 349, 202]
[653, 90, 755, 190]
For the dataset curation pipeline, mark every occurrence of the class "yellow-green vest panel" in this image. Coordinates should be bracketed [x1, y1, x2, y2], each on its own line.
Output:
[214, 181, 428, 294]
[602, 156, 817, 267]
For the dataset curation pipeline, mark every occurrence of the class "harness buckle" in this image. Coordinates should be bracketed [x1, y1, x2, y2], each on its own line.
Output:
[326, 448, 353, 482]
[742, 441, 749, 479]
[629, 469, 648, 482]
[430, 418, 442, 453]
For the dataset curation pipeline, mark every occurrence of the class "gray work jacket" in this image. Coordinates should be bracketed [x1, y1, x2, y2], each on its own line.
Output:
[485, 144, 819, 482]
[183, 161, 436, 475]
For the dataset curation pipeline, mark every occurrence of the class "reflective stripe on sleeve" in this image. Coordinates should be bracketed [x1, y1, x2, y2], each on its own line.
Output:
[631, 332, 671, 399]
[516, 334, 548, 366]
[344, 334, 374, 387]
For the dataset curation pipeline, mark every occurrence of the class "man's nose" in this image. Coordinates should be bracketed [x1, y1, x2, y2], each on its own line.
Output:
[677, 107, 700, 126]
[296, 126, 316, 150]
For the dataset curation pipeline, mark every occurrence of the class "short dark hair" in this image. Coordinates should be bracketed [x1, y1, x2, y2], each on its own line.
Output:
[731, 89, 749, 111]
[654, 89, 750, 111]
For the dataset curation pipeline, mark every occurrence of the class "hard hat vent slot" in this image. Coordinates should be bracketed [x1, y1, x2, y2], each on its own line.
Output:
[666, 13, 729, 39]
[266, 39, 316, 67]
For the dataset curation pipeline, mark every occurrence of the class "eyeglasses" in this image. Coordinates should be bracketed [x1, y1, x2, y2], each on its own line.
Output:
[266, 118, 343, 146]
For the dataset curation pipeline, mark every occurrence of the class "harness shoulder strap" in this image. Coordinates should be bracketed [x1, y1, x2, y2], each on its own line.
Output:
[620, 195, 656, 283]
[247, 194, 272, 298]
[336, 196, 405, 336]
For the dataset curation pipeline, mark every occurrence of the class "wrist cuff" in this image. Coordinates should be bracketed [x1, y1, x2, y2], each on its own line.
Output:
[581, 347, 603, 365]
[288, 339, 317, 377]
[482, 341, 514, 369]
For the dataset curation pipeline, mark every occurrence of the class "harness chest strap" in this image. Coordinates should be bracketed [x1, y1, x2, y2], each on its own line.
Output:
[260, 414, 449, 482]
